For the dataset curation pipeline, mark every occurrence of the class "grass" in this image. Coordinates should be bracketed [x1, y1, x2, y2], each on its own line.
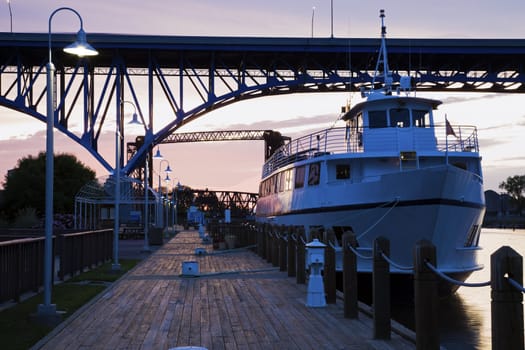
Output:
[0, 259, 140, 350]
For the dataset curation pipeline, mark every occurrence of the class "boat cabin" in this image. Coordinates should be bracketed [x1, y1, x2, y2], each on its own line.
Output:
[342, 95, 442, 153]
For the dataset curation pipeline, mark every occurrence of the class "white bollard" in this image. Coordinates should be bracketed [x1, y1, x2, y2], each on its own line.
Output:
[305, 239, 327, 307]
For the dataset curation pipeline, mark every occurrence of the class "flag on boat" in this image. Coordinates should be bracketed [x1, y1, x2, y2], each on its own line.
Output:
[446, 118, 457, 137]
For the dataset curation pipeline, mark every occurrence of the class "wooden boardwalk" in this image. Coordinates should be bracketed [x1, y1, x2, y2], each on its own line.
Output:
[34, 230, 415, 350]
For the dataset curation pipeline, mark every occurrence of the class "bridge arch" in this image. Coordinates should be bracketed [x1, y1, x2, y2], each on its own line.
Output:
[2, 33, 525, 177]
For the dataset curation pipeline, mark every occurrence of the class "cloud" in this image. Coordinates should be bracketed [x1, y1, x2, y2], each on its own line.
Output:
[204, 113, 340, 132]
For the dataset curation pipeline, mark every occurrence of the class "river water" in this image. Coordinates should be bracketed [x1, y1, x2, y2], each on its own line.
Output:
[391, 228, 525, 349]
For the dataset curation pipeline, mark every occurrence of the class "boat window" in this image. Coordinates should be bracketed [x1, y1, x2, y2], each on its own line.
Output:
[268, 176, 275, 194]
[308, 162, 321, 186]
[336, 164, 350, 179]
[390, 108, 410, 127]
[413, 109, 430, 128]
[368, 110, 387, 128]
[278, 172, 285, 192]
[295, 166, 305, 188]
[262, 179, 268, 196]
[284, 169, 293, 191]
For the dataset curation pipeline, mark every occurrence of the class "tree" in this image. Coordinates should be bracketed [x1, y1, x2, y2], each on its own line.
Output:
[1, 152, 96, 220]
[499, 175, 525, 216]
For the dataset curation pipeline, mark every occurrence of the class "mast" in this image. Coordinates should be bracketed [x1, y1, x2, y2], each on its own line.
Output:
[372, 9, 392, 94]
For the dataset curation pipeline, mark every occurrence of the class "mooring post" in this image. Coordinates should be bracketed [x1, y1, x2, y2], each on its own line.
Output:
[266, 227, 273, 264]
[287, 228, 296, 277]
[491, 246, 524, 350]
[279, 227, 287, 272]
[257, 224, 264, 258]
[272, 228, 279, 267]
[325, 239, 337, 304]
[414, 239, 439, 350]
[296, 232, 306, 284]
[343, 232, 358, 318]
[373, 236, 390, 339]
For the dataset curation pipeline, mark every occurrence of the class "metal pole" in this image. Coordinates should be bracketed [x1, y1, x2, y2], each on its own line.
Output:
[311, 6, 315, 38]
[41, 59, 56, 316]
[8, 0, 13, 33]
[330, 0, 334, 38]
[112, 98, 121, 271]
[39, 6, 97, 319]
[175, 186, 178, 226]
[171, 185, 175, 227]
[143, 154, 150, 251]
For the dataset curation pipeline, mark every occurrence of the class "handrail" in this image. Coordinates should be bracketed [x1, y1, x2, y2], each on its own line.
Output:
[262, 125, 479, 178]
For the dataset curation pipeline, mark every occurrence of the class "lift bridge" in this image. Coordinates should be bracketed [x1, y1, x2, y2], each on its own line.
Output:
[2, 33, 525, 183]
[126, 129, 289, 212]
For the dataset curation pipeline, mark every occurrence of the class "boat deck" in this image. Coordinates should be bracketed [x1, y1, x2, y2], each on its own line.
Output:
[34, 230, 415, 350]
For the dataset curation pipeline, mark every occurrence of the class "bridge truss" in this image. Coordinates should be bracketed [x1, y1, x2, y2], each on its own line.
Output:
[1, 33, 525, 179]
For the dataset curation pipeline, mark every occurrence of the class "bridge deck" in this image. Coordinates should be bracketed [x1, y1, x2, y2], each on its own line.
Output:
[35, 230, 414, 350]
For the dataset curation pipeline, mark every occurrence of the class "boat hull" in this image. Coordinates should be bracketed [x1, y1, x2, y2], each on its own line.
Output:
[256, 164, 485, 294]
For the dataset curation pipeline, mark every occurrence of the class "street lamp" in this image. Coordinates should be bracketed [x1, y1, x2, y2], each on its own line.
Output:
[113, 100, 141, 271]
[169, 178, 182, 227]
[155, 156, 171, 227]
[143, 153, 151, 252]
[311, 6, 316, 38]
[39, 7, 97, 320]
[164, 174, 171, 227]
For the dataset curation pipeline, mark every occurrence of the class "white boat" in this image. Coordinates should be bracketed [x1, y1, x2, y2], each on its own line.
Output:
[255, 10, 485, 296]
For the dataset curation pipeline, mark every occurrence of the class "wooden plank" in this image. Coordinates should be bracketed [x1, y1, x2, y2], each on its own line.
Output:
[37, 229, 415, 350]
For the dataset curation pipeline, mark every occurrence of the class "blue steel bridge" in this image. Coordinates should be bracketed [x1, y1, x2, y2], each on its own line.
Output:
[1, 33, 525, 180]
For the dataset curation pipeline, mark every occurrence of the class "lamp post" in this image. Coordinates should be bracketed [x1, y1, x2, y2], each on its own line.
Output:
[311, 6, 316, 38]
[7, 0, 13, 33]
[173, 180, 182, 227]
[164, 174, 171, 227]
[39, 7, 97, 319]
[157, 158, 171, 227]
[113, 100, 141, 271]
[143, 153, 151, 252]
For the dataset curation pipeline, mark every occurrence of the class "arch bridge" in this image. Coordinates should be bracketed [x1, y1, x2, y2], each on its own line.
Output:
[1, 33, 525, 179]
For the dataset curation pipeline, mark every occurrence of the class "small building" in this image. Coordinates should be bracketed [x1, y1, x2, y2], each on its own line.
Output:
[74, 175, 158, 230]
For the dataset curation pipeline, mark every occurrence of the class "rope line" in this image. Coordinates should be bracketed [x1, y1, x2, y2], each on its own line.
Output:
[327, 198, 399, 227]
[425, 261, 490, 287]
[346, 243, 373, 260]
[507, 277, 525, 293]
[380, 252, 414, 271]
[356, 199, 399, 240]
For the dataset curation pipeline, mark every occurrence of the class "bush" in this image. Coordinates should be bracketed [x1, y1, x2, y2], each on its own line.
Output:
[12, 208, 40, 228]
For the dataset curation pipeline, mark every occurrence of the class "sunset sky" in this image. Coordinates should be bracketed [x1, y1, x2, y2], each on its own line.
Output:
[1, 0, 524, 194]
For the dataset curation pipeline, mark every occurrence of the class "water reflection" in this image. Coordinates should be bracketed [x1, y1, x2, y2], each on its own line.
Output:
[391, 228, 524, 349]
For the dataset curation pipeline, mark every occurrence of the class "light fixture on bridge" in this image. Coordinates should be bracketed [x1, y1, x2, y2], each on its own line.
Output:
[39, 6, 97, 322]
[153, 147, 163, 159]
[63, 28, 98, 57]
[121, 100, 141, 126]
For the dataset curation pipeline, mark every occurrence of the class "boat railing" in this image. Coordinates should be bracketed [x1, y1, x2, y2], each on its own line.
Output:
[437, 125, 479, 153]
[262, 125, 479, 177]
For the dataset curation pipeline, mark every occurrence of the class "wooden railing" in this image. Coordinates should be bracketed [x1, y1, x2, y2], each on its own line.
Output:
[0, 237, 45, 303]
[254, 223, 525, 350]
[0, 229, 113, 304]
[57, 229, 113, 280]
[206, 221, 257, 249]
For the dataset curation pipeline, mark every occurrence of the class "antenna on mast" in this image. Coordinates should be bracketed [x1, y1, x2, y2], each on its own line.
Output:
[372, 9, 392, 94]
